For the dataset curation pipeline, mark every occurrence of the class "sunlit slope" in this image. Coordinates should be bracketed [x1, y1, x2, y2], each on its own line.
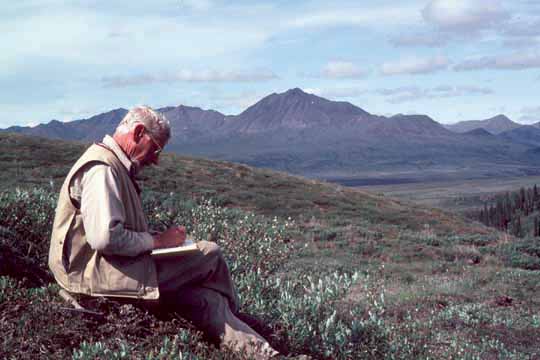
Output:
[0, 132, 494, 240]
[3, 134, 539, 358]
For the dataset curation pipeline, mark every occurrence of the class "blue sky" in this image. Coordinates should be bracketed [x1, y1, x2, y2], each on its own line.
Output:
[3, 0, 540, 127]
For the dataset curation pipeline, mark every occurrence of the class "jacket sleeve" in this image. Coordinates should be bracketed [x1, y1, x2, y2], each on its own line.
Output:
[73, 164, 154, 257]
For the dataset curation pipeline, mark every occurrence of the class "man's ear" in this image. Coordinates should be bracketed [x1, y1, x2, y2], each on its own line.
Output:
[132, 123, 146, 143]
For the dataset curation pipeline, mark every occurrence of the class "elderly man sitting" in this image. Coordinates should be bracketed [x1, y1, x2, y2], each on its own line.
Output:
[48, 106, 278, 359]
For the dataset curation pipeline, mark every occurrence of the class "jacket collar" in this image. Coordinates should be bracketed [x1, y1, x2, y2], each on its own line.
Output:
[102, 135, 136, 176]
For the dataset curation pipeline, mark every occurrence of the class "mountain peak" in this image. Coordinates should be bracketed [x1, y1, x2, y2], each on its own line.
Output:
[445, 114, 520, 135]
[284, 87, 308, 96]
[272, 88, 315, 102]
[374, 113, 449, 137]
[391, 113, 435, 121]
[487, 114, 512, 123]
[229, 87, 373, 133]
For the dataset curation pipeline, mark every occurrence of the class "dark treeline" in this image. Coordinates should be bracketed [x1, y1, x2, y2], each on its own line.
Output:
[474, 184, 540, 238]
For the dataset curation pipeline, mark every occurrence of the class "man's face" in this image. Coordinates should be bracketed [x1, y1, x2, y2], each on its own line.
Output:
[132, 127, 165, 169]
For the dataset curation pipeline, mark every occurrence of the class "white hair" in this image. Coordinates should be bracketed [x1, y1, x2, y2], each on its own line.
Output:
[115, 105, 171, 143]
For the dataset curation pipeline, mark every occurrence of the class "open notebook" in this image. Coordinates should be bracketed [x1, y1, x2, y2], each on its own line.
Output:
[151, 236, 198, 258]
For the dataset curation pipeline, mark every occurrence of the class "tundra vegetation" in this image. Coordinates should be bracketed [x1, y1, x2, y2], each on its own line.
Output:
[0, 133, 539, 359]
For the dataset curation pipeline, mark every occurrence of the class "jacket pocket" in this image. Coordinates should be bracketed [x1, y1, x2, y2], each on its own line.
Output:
[90, 253, 148, 297]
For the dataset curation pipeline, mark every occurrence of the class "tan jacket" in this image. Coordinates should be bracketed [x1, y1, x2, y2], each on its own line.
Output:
[48, 143, 159, 299]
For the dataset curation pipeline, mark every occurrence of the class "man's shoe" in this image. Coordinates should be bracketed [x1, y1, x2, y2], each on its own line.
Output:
[236, 312, 271, 337]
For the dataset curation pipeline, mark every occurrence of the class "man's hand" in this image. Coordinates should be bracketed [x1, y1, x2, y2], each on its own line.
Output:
[153, 226, 186, 249]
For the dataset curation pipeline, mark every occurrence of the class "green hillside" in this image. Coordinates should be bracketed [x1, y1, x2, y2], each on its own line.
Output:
[1, 132, 539, 359]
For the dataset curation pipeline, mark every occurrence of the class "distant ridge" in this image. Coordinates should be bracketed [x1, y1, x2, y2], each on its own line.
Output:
[3, 89, 540, 180]
[224, 88, 376, 134]
[3, 108, 128, 141]
[159, 105, 227, 143]
[369, 114, 452, 138]
[445, 114, 521, 134]
[462, 128, 494, 137]
[498, 125, 540, 147]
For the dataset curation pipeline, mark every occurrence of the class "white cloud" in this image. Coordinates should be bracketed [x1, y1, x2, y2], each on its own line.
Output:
[376, 86, 420, 96]
[390, 33, 449, 47]
[376, 85, 493, 103]
[287, 5, 422, 29]
[432, 85, 453, 92]
[0, 4, 272, 76]
[302, 87, 366, 98]
[381, 55, 449, 75]
[455, 85, 493, 95]
[302, 88, 321, 95]
[0, 96, 109, 126]
[102, 69, 278, 87]
[321, 61, 366, 79]
[500, 17, 540, 48]
[454, 53, 540, 71]
[4, 1, 539, 126]
[502, 37, 539, 49]
[0, 2, 419, 80]
[204, 90, 268, 114]
[180, 0, 215, 12]
[386, 91, 424, 104]
[393, 1, 520, 48]
[519, 106, 540, 124]
[375, 86, 429, 103]
[422, 0, 510, 33]
[58, 106, 101, 119]
[503, 19, 540, 37]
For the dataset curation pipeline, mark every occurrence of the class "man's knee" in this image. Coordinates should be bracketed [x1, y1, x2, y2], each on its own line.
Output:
[179, 288, 227, 343]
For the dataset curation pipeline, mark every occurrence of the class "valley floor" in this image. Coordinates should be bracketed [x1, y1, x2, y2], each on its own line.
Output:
[354, 175, 540, 212]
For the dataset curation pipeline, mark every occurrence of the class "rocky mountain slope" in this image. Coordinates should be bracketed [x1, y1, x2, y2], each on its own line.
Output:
[3, 89, 540, 180]
[444, 114, 522, 135]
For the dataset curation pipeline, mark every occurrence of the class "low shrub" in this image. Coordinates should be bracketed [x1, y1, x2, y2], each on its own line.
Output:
[1, 187, 388, 359]
[495, 237, 540, 270]
[0, 188, 57, 284]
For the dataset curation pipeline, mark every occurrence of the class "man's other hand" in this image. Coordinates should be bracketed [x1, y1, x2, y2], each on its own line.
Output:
[153, 226, 186, 249]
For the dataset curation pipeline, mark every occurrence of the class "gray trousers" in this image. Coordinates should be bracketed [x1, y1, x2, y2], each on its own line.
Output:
[155, 240, 278, 359]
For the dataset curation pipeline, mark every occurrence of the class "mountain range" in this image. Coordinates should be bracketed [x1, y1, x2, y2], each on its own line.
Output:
[444, 114, 526, 135]
[4, 88, 540, 182]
